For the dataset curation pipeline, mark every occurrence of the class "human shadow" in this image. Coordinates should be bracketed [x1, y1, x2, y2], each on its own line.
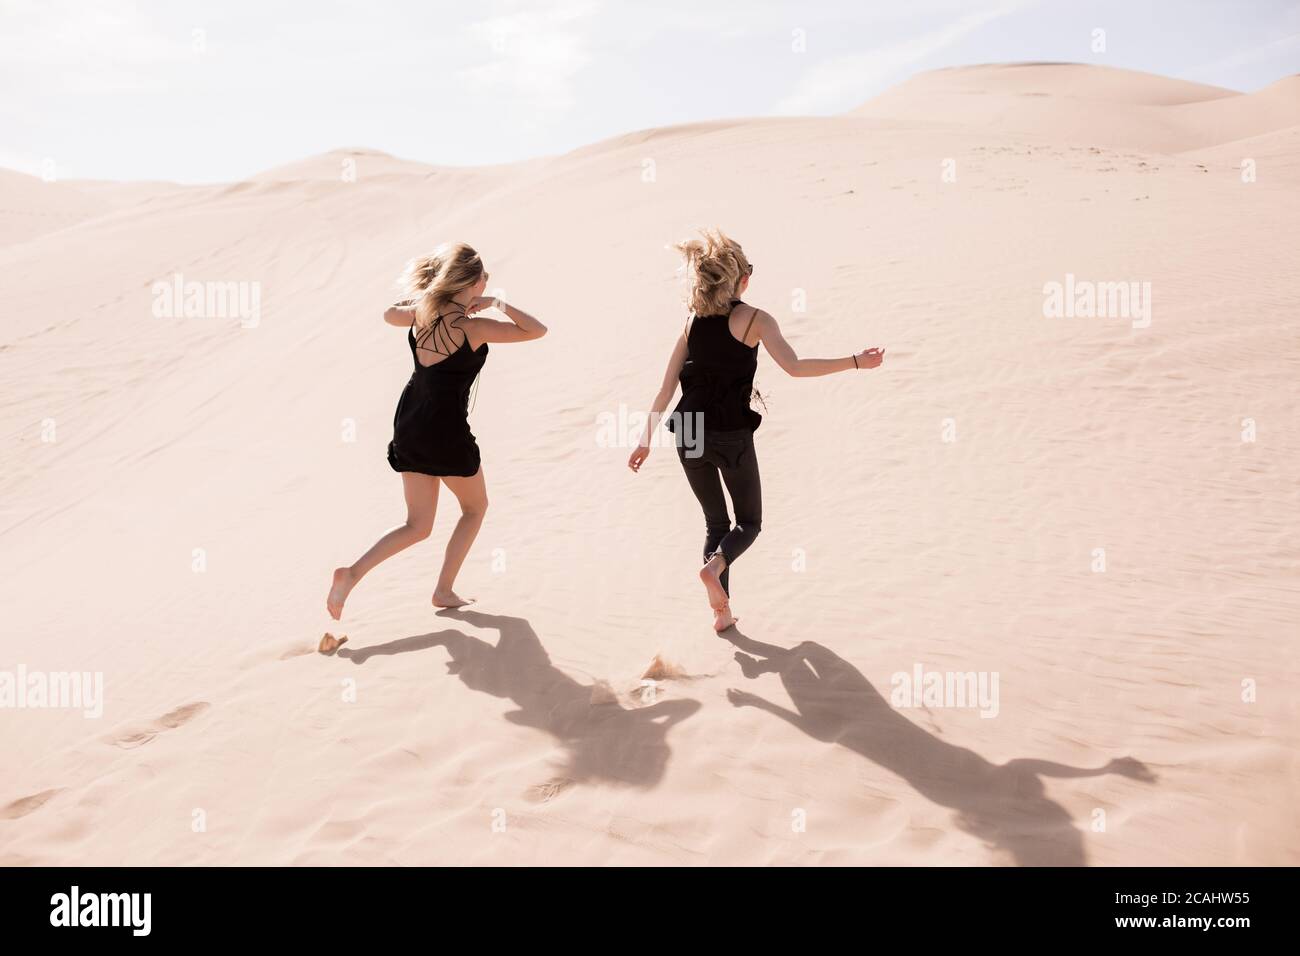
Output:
[339, 609, 700, 792]
[723, 628, 1157, 866]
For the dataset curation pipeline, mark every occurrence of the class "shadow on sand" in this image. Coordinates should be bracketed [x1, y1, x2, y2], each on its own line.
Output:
[723, 627, 1157, 866]
[338, 609, 700, 793]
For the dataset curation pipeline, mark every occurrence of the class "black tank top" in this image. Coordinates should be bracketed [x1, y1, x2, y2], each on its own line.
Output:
[669, 299, 762, 434]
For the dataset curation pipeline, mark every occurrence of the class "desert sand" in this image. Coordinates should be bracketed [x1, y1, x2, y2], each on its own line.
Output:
[1, 63, 1297, 865]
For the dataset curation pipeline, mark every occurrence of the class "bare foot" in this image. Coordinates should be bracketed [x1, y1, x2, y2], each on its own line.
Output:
[432, 589, 475, 609]
[327, 567, 355, 620]
[698, 559, 735, 631]
[698, 559, 728, 606]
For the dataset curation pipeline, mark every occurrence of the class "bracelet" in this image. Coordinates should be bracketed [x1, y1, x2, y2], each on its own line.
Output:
[852, 354, 858, 369]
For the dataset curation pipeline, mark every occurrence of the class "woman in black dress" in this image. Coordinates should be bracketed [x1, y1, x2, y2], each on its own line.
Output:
[628, 229, 884, 632]
[328, 243, 546, 619]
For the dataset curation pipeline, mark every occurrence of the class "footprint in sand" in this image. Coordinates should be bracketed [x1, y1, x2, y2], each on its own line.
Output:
[525, 778, 575, 804]
[104, 702, 211, 749]
[157, 702, 209, 728]
[0, 787, 65, 820]
[236, 642, 317, 669]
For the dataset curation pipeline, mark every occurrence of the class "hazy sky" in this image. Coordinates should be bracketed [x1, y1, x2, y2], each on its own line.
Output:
[2, 0, 1297, 183]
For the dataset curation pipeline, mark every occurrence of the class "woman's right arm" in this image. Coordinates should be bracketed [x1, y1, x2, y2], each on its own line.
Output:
[628, 334, 688, 473]
[755, 309, 884, 376]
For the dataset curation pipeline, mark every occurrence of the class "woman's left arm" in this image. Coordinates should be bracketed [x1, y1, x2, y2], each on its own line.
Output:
[383, 300, 416, 327]
[461, 297, 548, 345]
[756, 310, 884, 377]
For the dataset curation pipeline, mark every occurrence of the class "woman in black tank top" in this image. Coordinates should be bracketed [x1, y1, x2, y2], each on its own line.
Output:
[326, 243, 548, 621]
[628, 229, 885, 632]
[669, 297, 763, 434]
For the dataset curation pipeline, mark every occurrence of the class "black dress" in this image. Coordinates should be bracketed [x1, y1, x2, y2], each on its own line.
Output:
[387, 316, 488, 478]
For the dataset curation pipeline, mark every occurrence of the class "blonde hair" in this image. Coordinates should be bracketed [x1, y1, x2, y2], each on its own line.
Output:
[673, 228, 751, 316]
[400, 242, 484, 330]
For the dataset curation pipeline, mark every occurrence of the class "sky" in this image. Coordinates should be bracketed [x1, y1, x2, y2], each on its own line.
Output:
[2, 0, 1298, 183]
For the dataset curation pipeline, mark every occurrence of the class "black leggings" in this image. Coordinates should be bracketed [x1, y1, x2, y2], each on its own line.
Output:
[676, 429, 762, 595]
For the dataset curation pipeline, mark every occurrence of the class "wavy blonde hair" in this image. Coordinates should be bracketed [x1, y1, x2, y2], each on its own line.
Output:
[400, 242, 484, 330]
[673, 228, 751, 316]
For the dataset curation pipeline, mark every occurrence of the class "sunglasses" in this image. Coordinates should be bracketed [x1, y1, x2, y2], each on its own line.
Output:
[745, 263, 754, 276]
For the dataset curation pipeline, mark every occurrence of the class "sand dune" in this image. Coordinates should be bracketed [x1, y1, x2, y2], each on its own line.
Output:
[1, 63, 1296, 866]
[854, 63, 1300, 152]
[0, 169, 116, 246]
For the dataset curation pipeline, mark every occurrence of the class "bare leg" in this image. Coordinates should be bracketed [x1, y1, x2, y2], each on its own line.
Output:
[327, 473, 439, 619]
[432, 467, 488, 607]
[700, 552, 736, 631]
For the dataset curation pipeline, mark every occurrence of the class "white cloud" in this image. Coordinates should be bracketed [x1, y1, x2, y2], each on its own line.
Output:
[0, 0, 191, 95]
[455, 0, 600, 127]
